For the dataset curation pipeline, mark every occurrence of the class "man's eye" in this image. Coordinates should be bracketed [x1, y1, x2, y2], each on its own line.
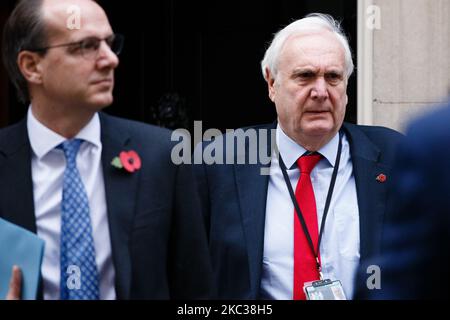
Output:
[296, 72, 315, 80]
[105, 36, 115, 48]
[81, 39, 100, 51]
[325, 73, 343, 83]
[67, 44, 82, 53]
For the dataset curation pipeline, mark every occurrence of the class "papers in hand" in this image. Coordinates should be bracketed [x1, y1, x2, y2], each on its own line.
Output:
[0, 218, 44, 300]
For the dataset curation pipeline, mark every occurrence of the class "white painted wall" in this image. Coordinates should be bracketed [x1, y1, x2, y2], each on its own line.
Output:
[357, 0, 450, 132]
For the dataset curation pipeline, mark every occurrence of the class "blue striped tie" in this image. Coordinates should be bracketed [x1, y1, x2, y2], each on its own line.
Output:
[59, 139, 100, 300]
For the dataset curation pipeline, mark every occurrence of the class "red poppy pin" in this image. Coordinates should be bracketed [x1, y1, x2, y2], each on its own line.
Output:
[376, 173, 386, 183]
[111, 150, 142, 173]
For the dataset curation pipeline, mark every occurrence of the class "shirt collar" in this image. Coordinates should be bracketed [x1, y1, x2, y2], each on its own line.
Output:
[276, 124, 339, 170]
[27, 106, 102, 160]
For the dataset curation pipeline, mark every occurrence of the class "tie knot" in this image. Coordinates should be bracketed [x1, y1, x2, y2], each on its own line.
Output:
[297, 153, 322, 174]
[58, 139, 83, 164]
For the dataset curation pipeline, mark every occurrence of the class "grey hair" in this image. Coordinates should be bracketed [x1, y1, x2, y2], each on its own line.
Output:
[261, 13, 354, 82]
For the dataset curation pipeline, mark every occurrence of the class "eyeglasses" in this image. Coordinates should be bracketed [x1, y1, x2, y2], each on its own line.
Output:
[25, 33, 124, 60]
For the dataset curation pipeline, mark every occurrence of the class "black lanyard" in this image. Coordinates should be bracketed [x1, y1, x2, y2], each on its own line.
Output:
[279, 131, 343, 277]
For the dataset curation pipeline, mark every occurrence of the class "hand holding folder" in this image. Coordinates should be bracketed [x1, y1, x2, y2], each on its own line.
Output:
[0, 218, 45, 300]
[5, 266, 22, 300]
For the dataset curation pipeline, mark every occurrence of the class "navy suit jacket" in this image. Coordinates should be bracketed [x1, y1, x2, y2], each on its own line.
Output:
[0, 112, 213, 299]
[356, 104, 450, 299]
[194, 122, 403, 299]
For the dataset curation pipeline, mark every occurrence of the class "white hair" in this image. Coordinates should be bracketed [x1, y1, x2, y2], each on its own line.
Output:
[261, 13, 354, 82]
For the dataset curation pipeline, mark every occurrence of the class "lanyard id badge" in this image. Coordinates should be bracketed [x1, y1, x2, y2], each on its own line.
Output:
[304, 279, 347, 300]
[279, 131, 348, 300]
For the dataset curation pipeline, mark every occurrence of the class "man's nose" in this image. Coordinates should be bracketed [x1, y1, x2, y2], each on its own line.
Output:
[310, 77, 328, 101]
[97, 41, 119, 69]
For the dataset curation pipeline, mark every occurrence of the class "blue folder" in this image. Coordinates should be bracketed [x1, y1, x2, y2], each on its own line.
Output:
[0, 218, 45, 300]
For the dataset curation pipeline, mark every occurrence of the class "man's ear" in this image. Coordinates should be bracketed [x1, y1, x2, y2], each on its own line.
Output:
[17, 51, 44, 84]
[266, 68, 276, 102]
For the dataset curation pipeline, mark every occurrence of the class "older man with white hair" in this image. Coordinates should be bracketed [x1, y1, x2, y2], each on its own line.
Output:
[194, 13, 402, 300]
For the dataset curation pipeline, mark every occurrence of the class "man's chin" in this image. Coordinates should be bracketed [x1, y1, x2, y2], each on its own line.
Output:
[89, 94, 114, 110]
[302, 121, 336, 137]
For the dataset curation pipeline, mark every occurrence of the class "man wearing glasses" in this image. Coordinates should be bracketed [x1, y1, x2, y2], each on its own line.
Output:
[1, 0, 212, 299]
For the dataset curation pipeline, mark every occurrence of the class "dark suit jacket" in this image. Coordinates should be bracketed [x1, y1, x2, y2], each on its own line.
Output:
[194, 122, 403, 299]
[0, 112, 213, 299]
[356, 104, 450, 299]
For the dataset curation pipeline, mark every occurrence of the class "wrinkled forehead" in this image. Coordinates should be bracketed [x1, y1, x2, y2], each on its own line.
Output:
[279, 30, 346, 67]
[41, 0, 113, 42]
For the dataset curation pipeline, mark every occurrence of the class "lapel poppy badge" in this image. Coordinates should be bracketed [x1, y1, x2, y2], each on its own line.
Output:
[111, 150, 142, 173]
[376, 173, 386, 183]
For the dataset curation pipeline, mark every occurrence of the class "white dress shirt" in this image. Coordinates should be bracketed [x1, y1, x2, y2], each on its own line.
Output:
[260, 124, 360, 299]
[27, 107, 116, 300]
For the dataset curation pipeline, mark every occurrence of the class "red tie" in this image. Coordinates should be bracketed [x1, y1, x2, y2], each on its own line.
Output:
[293, 154, 322, 300]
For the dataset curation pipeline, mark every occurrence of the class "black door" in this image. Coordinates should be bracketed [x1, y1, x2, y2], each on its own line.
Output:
[0, 0, 357, 132]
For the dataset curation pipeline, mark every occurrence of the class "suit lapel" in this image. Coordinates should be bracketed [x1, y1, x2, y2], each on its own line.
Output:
[0, 119, 36, 234]
[99, 113, 139, 300]
[343, 123, 390, 261]
[233, 123, 274, 298]
[1, 114, 140, 299]
[232, 122, 389, 296]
